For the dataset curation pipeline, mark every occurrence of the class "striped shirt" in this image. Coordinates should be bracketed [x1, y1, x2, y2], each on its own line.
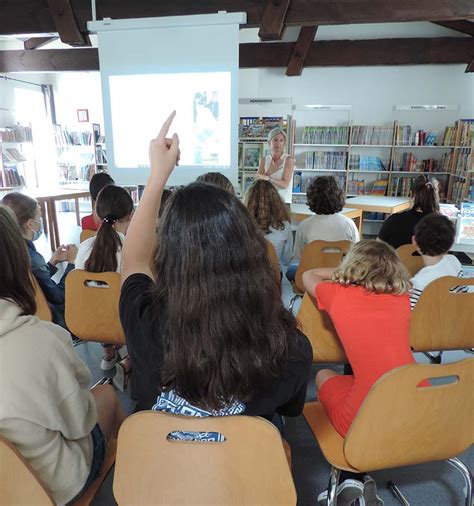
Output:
[410, 255, 463, 310]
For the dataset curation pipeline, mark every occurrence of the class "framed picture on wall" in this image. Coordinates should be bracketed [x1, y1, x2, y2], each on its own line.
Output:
[77, 109, 89, 122]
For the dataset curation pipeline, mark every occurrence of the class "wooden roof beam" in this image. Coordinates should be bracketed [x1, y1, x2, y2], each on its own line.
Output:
[286, 26, 318, 76]
[258, 0, 292, 41]
[433, 21, 474, 36]
[2, 1, 474, 36]
[46, 0, 90, 46]
[23, 37, 58, 50]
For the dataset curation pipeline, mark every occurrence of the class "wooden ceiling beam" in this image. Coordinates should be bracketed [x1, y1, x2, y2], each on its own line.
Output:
[0, 48, 99, 72]
[258, 0, 291, 41]
[240, 37, 474, 68]
[1, 0, 474, 36]
[24, 37, 58, 50]
[46, 0, 90, 46]
[286, 26, 318, 76]
[1, 37, 473, 72]
[433, 20, 474, 36]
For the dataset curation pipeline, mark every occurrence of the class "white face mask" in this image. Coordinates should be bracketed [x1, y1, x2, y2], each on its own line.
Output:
[31, 218, 43, 241]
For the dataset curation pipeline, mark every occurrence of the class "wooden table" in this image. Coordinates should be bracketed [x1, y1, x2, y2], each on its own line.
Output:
[23, 187, 90, 251]
[345, 196, 411, 215]
[290, 204, 363, 236]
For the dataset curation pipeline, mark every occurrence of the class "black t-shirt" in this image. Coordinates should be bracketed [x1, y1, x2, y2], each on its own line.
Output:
[378, 208, 428, 249]
[119, 273, 312, 418]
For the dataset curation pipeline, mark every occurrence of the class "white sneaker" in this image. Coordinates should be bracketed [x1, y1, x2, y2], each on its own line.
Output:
[317, 479, 364, 505]
[362, 476, 384, 506]
[100, 351, 119, 371]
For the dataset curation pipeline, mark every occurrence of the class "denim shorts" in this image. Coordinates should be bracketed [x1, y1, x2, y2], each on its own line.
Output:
[69, 424, 106, 503]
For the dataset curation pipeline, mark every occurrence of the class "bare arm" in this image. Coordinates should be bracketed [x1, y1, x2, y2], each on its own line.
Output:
[270, 156, 294, 188]
[121, 112, 180, 284]
[302, 267, 336, 294]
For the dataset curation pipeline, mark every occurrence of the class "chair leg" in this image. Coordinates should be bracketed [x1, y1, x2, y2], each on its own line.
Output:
[289, 294, 302, 311]
[387, 480, 410, 505]
[423, 351, 442, 364]
[447, 457, 473, 506]
[326, 467, 340, 506]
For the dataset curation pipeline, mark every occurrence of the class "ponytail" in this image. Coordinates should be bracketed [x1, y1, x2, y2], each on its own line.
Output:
[84, 185, 133, 273]
[412, 175, 440, 214]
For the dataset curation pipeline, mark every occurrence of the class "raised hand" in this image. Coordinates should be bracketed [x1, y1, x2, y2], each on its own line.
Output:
[148, 111, 180, 185]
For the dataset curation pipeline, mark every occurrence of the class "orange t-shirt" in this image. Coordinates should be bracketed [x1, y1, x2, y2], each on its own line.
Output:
[315, 282, 415, 437]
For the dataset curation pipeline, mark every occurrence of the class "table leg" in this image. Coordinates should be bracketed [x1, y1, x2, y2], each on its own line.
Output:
[49, 198, 60, 250]
[355, 216, 362, 237]
[75, 198, 81, 226]
[38, 199, 48, 237]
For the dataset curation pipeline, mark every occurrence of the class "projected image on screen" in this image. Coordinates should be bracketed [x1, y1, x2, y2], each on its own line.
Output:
[109, 72, 231, 168]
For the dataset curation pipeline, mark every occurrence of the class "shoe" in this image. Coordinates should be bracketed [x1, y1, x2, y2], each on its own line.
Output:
[112, 361, 130, 392]
[100, 350, 119, 371]
[317, 479, 364, 505]
[362, 476, 384, 506]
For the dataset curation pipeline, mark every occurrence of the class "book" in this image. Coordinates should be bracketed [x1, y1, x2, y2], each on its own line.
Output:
[243, 146, 261, 168]
[457, 202, 474, 244]
[370, 180, 388, 196]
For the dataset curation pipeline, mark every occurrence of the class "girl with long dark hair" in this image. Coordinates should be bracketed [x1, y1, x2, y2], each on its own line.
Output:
[0, 205, 124, 504]
[119, 112, 312, 428]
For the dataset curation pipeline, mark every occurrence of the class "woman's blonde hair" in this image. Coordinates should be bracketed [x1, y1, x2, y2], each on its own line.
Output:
[244, 180, 290, 233]
[267, 127, 287, 144]
[333, 239, 411, 295]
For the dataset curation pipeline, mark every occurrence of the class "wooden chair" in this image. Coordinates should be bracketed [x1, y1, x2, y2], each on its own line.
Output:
[396, 243, 424, 277]
[304, 359, 474, 506]
[80, 229, 97, 243]
[290, 240, 351, 309]
[0, 434, 117, 506]
[296, 292, 346, 363]
[32, 276, 52, 322]
[113, 411, 296, 505]
[65, 270, 125, 345]
[411, 276, 474, 352]
[266, 239, 282, 283]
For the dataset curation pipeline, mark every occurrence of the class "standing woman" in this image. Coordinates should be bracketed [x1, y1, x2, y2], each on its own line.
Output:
[256, 127, 294, 205]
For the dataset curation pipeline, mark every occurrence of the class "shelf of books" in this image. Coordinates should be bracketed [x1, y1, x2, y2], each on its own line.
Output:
[0, 125, 34, 190]
[238, 116, 291, 196]
[290, 119, 473, 206]
[54, 125, 98, 184]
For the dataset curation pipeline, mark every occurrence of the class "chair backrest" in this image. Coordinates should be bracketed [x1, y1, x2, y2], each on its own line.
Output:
[294, 240, 352, 293]
[80, 229, 97, 243]
[266, 240, 281, 283]
[396, 243, 424, 277]
[296, 292, 347, 363]
[32, 276, 52, 322]
[411, 276, 474, 351]
[344, 359, 474, 472]
[0, 436, 54, 505]
[113, 411, 296, 505]
[65, 270, 125, 345]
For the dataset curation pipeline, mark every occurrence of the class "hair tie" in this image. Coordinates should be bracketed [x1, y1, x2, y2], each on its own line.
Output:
[425, 182, 432, 188]
[103, 214, 117, 224]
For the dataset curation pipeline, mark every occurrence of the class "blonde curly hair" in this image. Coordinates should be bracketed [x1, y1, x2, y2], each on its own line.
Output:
[333, 239, 411, 295]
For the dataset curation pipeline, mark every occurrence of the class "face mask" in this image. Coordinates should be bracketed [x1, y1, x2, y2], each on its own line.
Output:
[31, 218, 43, 241]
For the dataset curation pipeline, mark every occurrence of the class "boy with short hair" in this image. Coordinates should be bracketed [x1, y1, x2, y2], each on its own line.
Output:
[410, 213, 462, 309]
[81, 172, 115, 230]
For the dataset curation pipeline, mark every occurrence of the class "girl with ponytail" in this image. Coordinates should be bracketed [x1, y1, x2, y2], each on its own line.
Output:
[75, 185, 133, 373]
[378, 174, 440, 249]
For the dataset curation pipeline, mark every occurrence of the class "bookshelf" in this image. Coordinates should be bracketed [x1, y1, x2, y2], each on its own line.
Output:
[290, 119, 473, 206]
[92, 123, 108, 173]
[0, 125, 35, 190]
[238, 116, 292, 196]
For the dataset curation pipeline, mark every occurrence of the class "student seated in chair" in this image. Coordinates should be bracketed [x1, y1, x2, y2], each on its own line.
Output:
[81, 172, 115, 231]
[119, 112, 312, 433]
[409, 213, 463, 310]
[245, 179, 293, 267]
[2, 192, 77, 329]
[75, 185, 134, 383]
[303, 240, 416, 505]
[196, 171, 235, 195]
[287, 176, 359, 281]
[0, 205, 125, 504]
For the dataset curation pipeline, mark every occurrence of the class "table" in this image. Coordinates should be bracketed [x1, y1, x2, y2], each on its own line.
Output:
[345, 196, 411, 215]
[290, 204, 363, 236]
[20, 187, 90, 251]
